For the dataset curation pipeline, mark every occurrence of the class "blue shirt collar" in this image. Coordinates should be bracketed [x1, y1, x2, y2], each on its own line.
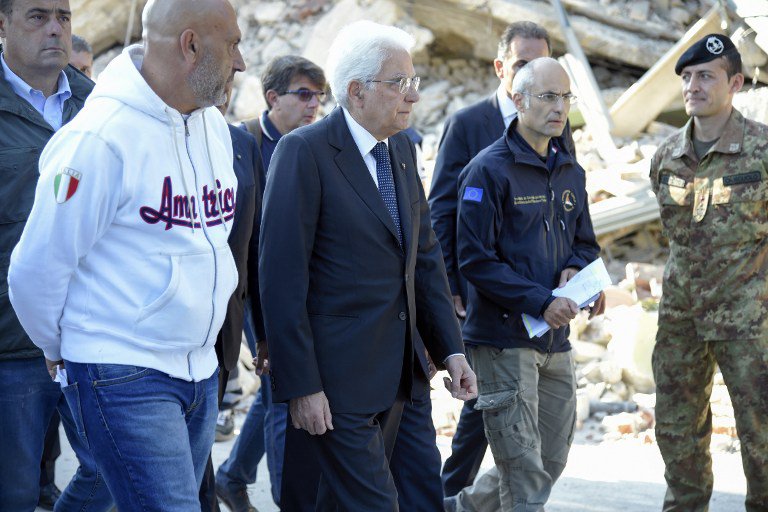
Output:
[260, 110, 282, 142]
[1, 53, 72, 107]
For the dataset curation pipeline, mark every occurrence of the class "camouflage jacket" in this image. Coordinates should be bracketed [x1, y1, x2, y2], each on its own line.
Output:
[650, 108, 768, 341]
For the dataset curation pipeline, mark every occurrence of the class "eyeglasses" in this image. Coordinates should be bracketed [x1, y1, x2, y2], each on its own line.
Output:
[282, 88, 326, 102]
[522, 92, 578, 105]
[366, 76, 421, 94]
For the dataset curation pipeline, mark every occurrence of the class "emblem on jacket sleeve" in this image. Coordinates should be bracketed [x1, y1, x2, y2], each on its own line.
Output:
[562, 190, 576, 212]
[54, 168, 82, 204]
[463, 187, 484, 202]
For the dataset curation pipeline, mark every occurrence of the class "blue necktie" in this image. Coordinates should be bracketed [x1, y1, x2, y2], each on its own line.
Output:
[371, 142, 402, 245]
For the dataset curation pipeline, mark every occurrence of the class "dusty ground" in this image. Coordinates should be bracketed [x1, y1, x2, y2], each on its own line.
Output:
[44, 381, 747, 512]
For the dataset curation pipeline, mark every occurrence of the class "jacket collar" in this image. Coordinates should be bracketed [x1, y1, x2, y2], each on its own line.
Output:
[504, 116, 574, 170]
[326, 107, 411, 254]
[0, 46, 93, 130]
[670, 108, 745, 160]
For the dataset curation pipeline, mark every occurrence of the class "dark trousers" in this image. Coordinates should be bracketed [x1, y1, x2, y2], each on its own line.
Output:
[40, 411, 62, 488]
[281, 385, 442, 511]
[441, 398, 487, 496]
[199, 367, 230, 512]
[311, 398, 405, 512]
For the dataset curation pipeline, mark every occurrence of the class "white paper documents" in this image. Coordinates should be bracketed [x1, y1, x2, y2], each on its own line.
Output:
[522, 258, 612, 339]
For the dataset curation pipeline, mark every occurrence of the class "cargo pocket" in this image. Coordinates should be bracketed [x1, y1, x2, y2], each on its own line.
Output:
[61, 382, 89, 449]
[475, 389, 537, 462]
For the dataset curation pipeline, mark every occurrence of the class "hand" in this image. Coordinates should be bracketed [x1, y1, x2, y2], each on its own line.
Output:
[254, 340, 269, 376]
[543, 297, 579, 329]
[589, 291, 606, 319]
[558, 267, 579, 287]
[45, 358, 63, 381]
[443, 355, 477, 401]
[426, 350, 437, 380]
[452, 295, 466, 319]
[289, 391, 334, 435]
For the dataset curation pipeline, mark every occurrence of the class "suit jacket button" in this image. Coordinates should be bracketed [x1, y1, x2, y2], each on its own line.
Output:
[399, 312, 407, 321]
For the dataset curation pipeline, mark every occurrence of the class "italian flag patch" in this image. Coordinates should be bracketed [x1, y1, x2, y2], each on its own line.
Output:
[53, 168, 81, 204]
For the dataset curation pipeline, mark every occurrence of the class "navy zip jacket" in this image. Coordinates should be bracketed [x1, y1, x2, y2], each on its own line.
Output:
[457, 118, 600, 352]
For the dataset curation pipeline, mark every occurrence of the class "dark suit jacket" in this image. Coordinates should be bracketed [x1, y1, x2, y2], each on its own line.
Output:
[429, 93, 576, 302]
[429, 94, 504, 301]
[215, 125, 265, 372]
[260, 107, 463, 414]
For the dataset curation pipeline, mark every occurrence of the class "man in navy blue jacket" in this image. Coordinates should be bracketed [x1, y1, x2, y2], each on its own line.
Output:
[428, 22, 560, 498]
[453, 58, 603, 511]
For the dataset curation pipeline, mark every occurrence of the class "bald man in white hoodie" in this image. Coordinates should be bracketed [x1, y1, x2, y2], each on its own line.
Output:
[8, 0, 246, 510]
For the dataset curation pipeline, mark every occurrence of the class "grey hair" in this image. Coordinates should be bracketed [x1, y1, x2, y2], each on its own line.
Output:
[326, 20, 414, 109]
[511, 58, 536, 97]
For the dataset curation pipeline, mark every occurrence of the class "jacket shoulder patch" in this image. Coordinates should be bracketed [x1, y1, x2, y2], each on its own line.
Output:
[463, 187, 483, 202]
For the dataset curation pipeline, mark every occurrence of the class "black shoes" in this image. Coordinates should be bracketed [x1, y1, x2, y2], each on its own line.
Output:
[38, 482, 62, 511]
[215, 480, 258, 512]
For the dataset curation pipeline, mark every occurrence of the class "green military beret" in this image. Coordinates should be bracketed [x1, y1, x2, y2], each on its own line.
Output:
[675, 34, 739, 75]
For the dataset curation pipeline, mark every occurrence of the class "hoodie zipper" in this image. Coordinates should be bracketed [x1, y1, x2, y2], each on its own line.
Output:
[183, 118, 218, 348]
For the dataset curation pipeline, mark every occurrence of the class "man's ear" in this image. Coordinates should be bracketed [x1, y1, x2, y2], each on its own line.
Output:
[0, 13, 8, 39]
[179, 29, 198, 63]
[266, 89, 280, 109]
[493, 59, 505, 80]
[348, 80, 364, 107]
[729, 73, 745, 95]
[512, 92, 525, 112]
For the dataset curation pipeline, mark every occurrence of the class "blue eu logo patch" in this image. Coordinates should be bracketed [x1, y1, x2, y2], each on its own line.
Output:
[463, 187, 483, 202]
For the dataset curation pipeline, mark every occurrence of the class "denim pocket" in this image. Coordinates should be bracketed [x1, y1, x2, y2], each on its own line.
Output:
[61, 382, 89, 449]
[91, 364, 152, 387]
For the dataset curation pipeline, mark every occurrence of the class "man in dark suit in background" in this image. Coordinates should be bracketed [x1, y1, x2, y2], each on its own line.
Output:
[199, 82, 263, 512]
[428, 21, 553, 498]
[260, 20, 477, 511]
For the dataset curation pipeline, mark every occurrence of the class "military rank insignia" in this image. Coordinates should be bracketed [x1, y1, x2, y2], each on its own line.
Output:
[54, 168, 81, 204]
[693, 180, 709, 222]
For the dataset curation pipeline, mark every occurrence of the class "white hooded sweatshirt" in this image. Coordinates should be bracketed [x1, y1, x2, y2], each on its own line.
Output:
[8, 45, 238, 381]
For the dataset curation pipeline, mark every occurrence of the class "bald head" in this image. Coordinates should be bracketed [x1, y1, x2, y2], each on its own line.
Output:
[510, 57, 572, 155]
[139, 0, 245, 113]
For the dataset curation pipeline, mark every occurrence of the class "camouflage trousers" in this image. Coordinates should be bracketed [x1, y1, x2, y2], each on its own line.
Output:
[652, 333, 768, 511]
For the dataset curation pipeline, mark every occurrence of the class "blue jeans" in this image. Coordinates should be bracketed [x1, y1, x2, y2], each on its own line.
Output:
[0, 357, 113, 512]
[217, 300, 287, 506]
[64, 361, 218, 511]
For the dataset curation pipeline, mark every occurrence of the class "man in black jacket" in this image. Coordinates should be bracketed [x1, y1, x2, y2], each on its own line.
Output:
[453, 58, 603, 511]
[428, 22, 555, 498]
[0, 1, 112, 510]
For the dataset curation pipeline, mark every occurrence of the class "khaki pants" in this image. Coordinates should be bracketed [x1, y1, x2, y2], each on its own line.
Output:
[456, 346, 576, 512]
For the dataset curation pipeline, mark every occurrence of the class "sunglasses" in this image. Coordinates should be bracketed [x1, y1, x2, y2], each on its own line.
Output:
[282, 88, 326, 102]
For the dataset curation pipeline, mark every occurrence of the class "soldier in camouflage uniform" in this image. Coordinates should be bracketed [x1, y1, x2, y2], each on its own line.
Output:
[650, 34, 768, 511]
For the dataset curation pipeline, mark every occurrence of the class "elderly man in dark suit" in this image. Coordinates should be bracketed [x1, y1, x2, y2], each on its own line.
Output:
[259, 20, 477, 511]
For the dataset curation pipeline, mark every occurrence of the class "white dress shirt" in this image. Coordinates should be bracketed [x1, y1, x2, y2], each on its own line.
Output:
[496, 83, 517, 130]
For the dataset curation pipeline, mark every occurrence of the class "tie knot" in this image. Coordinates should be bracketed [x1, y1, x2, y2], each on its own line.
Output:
[372, 142, 388, 162]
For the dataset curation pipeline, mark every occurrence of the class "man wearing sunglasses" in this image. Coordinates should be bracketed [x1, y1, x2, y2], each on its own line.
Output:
[242, 55, 326, 172]
[214, 54, 326, 512]
[454, 57, 603, 511]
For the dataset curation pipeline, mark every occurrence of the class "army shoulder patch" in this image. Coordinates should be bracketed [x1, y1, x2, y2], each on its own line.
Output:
[54, 168, 82, 204]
